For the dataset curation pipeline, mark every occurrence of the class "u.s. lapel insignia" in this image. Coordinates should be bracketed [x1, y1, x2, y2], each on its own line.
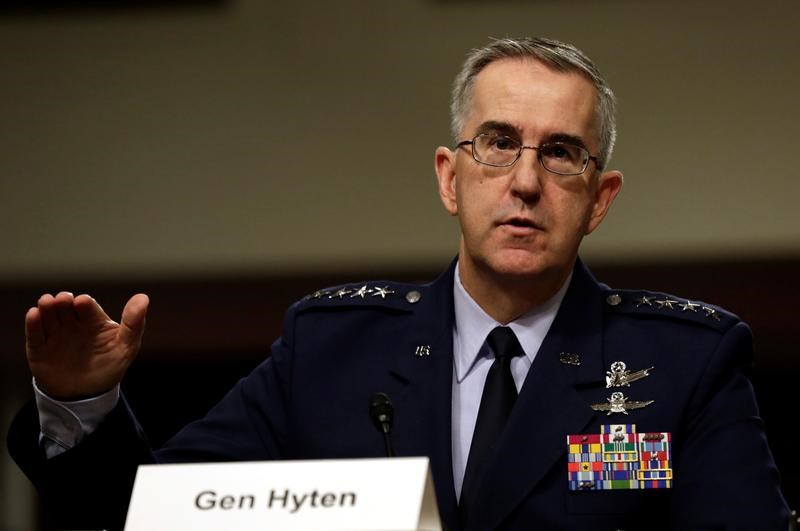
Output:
[567, 424, 673, 491]
[591, 392, 654, 415]
[559, 352, 582, 366]
[606, 361, 654, 388]
[414, 345, 431, 357]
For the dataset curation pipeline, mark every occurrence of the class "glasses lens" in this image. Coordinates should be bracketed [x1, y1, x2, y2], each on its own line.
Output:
[473, 134, 521, 166]
[539, 143, 589, 175]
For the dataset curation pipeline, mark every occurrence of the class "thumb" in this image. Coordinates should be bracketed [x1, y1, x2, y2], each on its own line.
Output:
[118, 293, 149, 348]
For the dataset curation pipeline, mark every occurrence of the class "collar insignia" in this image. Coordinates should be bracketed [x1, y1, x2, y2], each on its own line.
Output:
[559, 352, 582, 366]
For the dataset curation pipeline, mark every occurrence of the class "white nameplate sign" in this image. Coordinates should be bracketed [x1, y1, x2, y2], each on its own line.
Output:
[124, 457, 441, 531]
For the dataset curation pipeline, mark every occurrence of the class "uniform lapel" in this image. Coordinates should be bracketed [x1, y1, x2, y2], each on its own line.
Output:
[464, 260, 605, 531]
[386, 262, 461, 531]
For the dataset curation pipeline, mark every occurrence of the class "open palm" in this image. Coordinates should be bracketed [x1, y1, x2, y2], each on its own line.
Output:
[25, 292, 149, 400]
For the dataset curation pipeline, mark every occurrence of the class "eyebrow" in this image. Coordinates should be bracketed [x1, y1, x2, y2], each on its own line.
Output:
[474, 121, 520, 138]
[544, 133, 590, 151]
[473, 121, 591, 151]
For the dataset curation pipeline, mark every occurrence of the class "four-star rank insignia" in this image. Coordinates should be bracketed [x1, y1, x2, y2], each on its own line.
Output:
[568, 424, 673, 491]
[307, 284, 397, 301]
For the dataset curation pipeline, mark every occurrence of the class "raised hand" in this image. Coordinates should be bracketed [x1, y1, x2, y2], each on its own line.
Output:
[25, 292, 149, 400]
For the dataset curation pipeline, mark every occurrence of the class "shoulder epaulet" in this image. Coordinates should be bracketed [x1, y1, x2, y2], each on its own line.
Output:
[294, 280, 425, 312]
[600, 288, 739, 331]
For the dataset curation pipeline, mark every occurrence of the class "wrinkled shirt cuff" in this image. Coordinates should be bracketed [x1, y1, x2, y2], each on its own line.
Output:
[33, 378, 120, 459]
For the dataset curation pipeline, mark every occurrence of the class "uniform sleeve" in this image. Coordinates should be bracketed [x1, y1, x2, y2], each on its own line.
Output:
[155, 332, 293, 462]
[7, 394, 155, 531]
[7, 302, 302, 531]
[669, 321, 789, 530]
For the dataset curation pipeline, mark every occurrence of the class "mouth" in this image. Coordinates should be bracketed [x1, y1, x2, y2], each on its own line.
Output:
[498, 216, 543, 232]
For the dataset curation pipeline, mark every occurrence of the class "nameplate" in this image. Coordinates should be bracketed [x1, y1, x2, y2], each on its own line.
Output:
[124, 457, 441, 531]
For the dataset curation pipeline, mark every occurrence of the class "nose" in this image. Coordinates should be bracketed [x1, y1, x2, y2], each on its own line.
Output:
[509, 146, 543, 203]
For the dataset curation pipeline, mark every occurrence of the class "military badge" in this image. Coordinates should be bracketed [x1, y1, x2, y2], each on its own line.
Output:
[591, 392, 654, 415]
[605, 361, 654, 388]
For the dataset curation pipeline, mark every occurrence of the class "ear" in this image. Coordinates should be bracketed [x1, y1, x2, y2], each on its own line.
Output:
[585, 170, 623, 235]
[434, 146, 459, 216]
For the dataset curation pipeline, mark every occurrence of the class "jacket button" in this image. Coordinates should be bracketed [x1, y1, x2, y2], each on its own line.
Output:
[405, 290, 421, 304]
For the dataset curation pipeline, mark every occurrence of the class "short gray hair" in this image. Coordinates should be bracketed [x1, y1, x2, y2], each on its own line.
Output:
[450, 37, 617, 170]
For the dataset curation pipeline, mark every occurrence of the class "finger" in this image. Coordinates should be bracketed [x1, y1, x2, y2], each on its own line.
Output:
[73, 294, 111, 324]
[25, 307, 47, 350]
[118, 294, 149, 349]
[37, 293, 59, 338]
[53, 291, 77, 325]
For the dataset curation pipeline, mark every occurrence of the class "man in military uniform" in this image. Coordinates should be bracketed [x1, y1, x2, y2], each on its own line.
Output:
[8, 37, 790, 530]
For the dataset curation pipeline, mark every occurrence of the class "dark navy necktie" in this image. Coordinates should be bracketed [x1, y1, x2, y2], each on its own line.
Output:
[459, 326, 525, 524]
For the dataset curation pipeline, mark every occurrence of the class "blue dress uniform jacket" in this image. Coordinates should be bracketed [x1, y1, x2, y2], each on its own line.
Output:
[7, 260, 790, 530]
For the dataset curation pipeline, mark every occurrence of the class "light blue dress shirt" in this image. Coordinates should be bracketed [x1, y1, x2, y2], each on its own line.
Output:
[451, 264, 570, 500]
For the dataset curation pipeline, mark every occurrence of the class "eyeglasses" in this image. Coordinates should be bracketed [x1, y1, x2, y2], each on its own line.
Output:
[456, 133, 601, 175]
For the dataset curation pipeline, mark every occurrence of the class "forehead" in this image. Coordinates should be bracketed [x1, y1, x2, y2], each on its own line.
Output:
[465, 58, 598, 143]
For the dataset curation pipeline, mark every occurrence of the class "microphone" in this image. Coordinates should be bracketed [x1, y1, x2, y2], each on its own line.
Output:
[369, 392, 395, 457]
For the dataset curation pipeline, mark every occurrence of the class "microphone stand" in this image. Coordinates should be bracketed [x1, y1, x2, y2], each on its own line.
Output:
[369, 392, 395, 457]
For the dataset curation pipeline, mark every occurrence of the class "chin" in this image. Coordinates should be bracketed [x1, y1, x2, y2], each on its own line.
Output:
[486, 250, 555, 280]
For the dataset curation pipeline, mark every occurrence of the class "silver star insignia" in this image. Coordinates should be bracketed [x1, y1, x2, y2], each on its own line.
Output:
[703, 306, 721, 321]
[329, 287, 353, 299]
[350, 285, 373, 298]
[678, 300, 701, 312]
[310, 289, 330, 299]
[591, 392, 654, 416]
[605, 361, 654, 388]
[635, 295, 655, 307]
[371, 286, 395, 299]
[655, 298, 679, 310]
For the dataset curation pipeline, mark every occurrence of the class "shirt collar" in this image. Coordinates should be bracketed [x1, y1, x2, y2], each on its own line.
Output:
[452, 262, 572, 382]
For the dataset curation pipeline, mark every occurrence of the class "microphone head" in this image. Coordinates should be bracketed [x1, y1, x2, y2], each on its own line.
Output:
[369, 392, 394, 431]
